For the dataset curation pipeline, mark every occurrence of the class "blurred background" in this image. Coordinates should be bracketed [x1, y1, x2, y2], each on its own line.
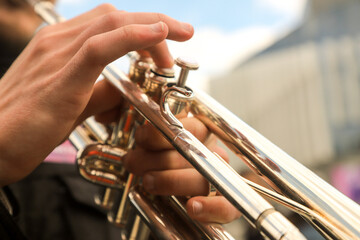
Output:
[56, 0, 360, 238]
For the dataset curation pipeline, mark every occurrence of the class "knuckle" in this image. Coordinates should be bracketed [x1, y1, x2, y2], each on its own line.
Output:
[81, 36, 101, 64]
[121, 24, 131, 36]
[100, 11, 125, 30]
[156, 12, 166, 22]
[96, 3, 117, 13]
[119, 25, 134, 42]
[32, 27, 56, 54]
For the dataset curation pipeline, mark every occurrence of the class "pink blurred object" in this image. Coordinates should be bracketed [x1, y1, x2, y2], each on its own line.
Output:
[44, 140, 77, 164]
[331, 163, 360, 204]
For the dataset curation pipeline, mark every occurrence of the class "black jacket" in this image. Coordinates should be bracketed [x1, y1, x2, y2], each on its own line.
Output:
[6, 163, 123, 240]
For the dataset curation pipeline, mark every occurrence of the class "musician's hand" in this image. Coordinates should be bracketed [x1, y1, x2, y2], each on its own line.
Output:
[124, 117, 241, 224]
[0, 4, 193, 186]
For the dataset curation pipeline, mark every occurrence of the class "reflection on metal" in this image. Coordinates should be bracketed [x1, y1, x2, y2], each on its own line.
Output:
[27, 1, 360, 239]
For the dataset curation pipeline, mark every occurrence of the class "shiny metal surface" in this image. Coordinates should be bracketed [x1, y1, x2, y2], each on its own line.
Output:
[167, 196, 235, 240]
[70, 55, 235, 238]
[76, 143, 127, 187]
[33, 1, 64, 24]
[83, 117, 109, 143]
[26, 1, 360, 239]
[191, 90, 360, 239]
[174, 57, 199, 88]
[258, 211, 304, 240]
[108, 174, 138, 227]
[129, 187, 184, 240]
[29, 2, 305, 236]
[129, 187, 234, 240]
[69, 126, 93, 151]
[101, 65, 305, 239]
[129, 54, 153, 86]
[94, 188, 115, 210]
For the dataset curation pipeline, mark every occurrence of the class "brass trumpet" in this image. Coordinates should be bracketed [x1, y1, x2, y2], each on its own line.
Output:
[28, 1, 360, 239]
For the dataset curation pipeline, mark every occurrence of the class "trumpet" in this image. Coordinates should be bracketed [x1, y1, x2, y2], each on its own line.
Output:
[28, 1, 360, 239]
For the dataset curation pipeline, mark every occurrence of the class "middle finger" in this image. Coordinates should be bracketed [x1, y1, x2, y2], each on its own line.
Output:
[124, 148, 192, 176]
[142, 168, 209, 196]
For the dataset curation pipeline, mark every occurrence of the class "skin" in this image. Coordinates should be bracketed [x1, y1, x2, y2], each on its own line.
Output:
[0, 3, 192, 185]
[125, 118, 242, 223]
[0, 3, 240, 224]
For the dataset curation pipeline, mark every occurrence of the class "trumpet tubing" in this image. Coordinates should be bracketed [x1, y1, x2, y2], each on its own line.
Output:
[27, 1, 360, 239]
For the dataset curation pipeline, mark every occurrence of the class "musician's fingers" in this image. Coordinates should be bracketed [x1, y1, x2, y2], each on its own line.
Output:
[186, 196, 242, 224]
[136, 50, 151, 58]
[79, 80, 123, 122]
[131, 42, 173, 68]
[144, 41, 173, 68]
[71, 11, 191, 68]
[125, 135, 227, 174]
[103, 11, 194, 41]
[37, 8, 193, 73]
[135, 117, 210, 150]
[124, 148, 192, 175]
[69, 10, 193, 47]
[65, 22, 168, 91]
[93, 109, 119, 124]
[142, 168, 209, 196]
[58, 4, 118, 28]
[36, 5, 119, 51]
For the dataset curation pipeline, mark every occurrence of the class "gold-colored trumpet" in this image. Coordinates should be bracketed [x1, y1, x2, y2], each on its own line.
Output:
[71, 51, 234, 239]
[27, 1, 360, 239]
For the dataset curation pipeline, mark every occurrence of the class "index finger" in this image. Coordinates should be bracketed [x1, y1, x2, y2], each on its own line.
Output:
[108, 11, 194, 41]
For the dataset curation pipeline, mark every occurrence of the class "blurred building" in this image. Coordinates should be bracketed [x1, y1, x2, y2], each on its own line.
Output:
[212, 0, 360, 238]
[211, 0, 360, 181]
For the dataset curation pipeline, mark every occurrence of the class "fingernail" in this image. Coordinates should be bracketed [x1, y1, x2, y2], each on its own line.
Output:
[192, 201, 203, 214]
[151, 22, 165, 33]
[143, 174, 154, 191]
[181, 22, 193, 33]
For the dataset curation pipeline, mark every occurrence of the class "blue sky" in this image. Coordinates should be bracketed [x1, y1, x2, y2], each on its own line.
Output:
[56, 0, 307, 91]
[57, 0, 305, 32]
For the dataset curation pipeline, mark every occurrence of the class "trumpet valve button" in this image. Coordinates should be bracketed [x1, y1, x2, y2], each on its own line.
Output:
[175, 56, 199, 88]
